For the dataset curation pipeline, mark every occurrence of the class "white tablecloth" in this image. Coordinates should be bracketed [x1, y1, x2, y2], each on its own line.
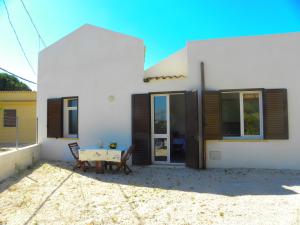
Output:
[79, 145, 127, 162]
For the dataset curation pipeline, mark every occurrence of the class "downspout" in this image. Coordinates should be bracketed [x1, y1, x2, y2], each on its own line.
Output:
[200, 62, 206, 169]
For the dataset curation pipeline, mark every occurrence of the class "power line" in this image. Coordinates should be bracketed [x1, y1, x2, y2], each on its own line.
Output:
[2, 0, 37, 75]
[20, 0, 47, 48]
[0, 67, 37, 84]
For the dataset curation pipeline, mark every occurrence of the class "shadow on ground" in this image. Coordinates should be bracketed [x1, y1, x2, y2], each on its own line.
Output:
[1, 161, 300, 197]
[49, 161, 300, 196]
[1, 161, 300, 225]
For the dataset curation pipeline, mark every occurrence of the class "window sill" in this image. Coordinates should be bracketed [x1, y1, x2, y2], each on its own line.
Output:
[62, 137, 79, 140]
[223, 135, 263, 139]
[220, 139, 268, 142]
[48, 137, 79, 140]
[221, 136, 266, 142]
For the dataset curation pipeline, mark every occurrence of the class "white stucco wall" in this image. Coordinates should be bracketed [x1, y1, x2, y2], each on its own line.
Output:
[145, 48, 187, 77]
[187, 32, 300, 170]
[0, 144, 40, 182]
[38, 25, 200, 161]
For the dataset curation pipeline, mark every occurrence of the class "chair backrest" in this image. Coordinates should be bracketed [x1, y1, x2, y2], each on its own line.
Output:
[68, 142, 80, 160]
[122, 145, 134, 162]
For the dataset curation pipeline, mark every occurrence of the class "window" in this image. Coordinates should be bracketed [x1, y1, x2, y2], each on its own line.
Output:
[204, 89, 288, 140]
[63, 98, 78, 138]
[4, 109, 16, 127]
[221, 91, 263, 139]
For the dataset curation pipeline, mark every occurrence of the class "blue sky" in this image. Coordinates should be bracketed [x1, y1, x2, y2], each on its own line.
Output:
[1, 0, 300, 90]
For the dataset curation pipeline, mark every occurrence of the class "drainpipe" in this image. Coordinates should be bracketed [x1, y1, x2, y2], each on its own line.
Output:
[16, 116, 19, 150]
[200, 62, 206, 169]
[36, 118, 38, 144]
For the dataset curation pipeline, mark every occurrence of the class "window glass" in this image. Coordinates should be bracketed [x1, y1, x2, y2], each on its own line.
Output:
[68, 99, 78, 107]
[154, 96, 167, 134]
[154, 138, 168, 161]
[170, 94, 186, 163]
[68, 110, 78, 135]
[222, 93, 241, 136]
[243, 93, 260, 135]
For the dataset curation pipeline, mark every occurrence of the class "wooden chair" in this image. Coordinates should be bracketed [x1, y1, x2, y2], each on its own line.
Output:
[68, 142, 91, 172]
[113, 145, 134, 175]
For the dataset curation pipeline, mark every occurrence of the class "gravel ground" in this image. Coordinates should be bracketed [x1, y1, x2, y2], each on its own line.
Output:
[1, 162, 300, 225]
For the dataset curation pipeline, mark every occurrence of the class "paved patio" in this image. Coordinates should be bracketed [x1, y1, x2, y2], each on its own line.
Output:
[1, 162, 300, 225]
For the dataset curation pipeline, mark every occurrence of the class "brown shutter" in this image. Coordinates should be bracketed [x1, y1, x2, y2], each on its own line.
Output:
[131, 94, 151, 165]
[263, 89, 288, 139]
[47, 98, 63, 138]
[204, 91, 222, 140]
[4, 109, 16, 127]
[185, 91, 200, 169]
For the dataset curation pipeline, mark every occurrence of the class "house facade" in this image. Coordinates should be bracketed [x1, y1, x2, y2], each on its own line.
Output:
[38, 24, 299, 169]
[0, 91, 37, 145]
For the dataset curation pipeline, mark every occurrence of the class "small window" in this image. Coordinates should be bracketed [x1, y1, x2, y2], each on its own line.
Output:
[4, 109, 16, 127]
[63, 98, 78, 138]
[221, 91, 263, 139]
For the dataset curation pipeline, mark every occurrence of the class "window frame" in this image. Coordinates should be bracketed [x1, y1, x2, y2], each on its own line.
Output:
[221, 90, 264, 140]
[3, 109, 17, 128]
[63, 97, 78, 138]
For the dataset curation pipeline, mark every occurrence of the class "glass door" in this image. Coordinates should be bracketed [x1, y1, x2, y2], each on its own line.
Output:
[151, 95, 170, 163]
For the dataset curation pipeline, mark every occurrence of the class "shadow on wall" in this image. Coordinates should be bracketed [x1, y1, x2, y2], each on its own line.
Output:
[50, 162, 300, 196]
[0, 162, 43, 194]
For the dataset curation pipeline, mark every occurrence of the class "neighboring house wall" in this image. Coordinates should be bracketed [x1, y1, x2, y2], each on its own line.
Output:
[0, 91, 36, 144]
[187, 32, 300, 169]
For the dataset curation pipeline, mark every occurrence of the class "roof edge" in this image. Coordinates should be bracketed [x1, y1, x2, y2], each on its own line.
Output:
[39, 24, 144, 55]
[187, 31, 300, 45]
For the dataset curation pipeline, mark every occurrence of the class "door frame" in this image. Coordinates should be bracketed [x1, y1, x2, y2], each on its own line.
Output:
[150, 93, 185, 165]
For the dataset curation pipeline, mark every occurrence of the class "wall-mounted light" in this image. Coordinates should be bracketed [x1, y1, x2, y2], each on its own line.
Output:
[108, 95, 115, 102]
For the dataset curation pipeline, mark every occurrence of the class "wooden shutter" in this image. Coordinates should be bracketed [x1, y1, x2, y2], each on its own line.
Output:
[203, 91, 222, 140]
[47, 98, 63, 138]
[4, 109, 16, 127]
[131, 94, 151, 165]
[185, 91, 200, 169]
[263, 89, 288, 139]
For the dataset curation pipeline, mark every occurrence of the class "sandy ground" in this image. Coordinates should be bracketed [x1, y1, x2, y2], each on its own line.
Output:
[1, 162, 300, 225]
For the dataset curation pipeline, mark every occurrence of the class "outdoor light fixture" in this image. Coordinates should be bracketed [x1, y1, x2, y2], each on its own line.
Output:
[108, 95, 115, 102]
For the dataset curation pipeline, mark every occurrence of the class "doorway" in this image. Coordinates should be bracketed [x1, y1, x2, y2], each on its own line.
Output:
[151, 93, 186, 164]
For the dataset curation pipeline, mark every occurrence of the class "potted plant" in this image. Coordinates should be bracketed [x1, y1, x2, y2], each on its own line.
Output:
[109, 142, 117, 149]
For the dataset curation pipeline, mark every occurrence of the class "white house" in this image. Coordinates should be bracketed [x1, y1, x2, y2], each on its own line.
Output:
[38, 24, 300, 170]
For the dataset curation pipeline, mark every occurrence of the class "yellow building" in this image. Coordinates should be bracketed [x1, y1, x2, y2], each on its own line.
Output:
[0, 91, 36, 144]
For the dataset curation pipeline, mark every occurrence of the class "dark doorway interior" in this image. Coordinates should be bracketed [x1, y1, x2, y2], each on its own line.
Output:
[170, 94, 186, 163]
